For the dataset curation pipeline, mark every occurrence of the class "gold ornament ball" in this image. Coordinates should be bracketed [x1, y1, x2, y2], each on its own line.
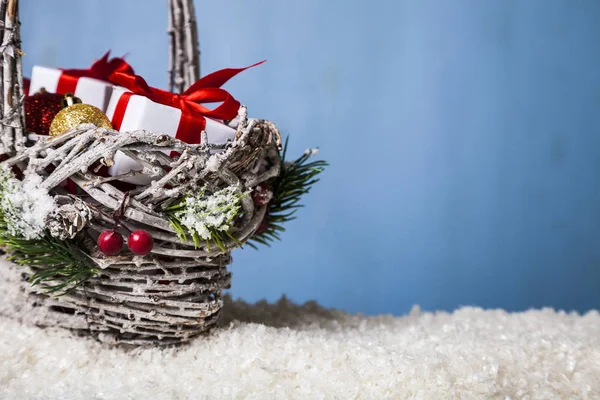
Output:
[49, 103, 113, 137]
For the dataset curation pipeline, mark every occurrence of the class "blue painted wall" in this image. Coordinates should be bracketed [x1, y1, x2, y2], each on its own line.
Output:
[21, 0, 600, 314]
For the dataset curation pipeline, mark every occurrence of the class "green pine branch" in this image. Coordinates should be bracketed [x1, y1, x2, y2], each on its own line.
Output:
[248, 137, 328, 248]
[166, 186, 245, 252]
[0, 206, 99, 295]
[167, 211, 242, 252]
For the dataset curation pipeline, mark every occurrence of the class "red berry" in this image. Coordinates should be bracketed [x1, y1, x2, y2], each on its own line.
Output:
[98, 230, 124, 255]
[127, 230, 154, 256]
[252, 182, 271, 206]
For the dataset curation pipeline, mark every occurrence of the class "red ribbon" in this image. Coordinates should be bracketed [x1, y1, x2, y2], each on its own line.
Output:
[110, 60, 265, 145]
[56, 51, 135, 94]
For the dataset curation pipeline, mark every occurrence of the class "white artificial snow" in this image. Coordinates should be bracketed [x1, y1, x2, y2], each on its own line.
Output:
[163, 188, 179, 198]
[206, 153, 224, 172]
[0, 262, 599, 399]
[175, 185, 243, 240]
[0, 169, 56, 239]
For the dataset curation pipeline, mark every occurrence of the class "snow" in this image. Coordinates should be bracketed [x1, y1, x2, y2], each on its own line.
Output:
[0, 261, 599, 399]
[174, 185, 243, 241]
[205, 153, 223, 172]
[0, 169, 56, 239]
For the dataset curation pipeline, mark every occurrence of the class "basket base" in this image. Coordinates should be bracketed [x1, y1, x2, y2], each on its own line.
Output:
[1, 256, 231, 346]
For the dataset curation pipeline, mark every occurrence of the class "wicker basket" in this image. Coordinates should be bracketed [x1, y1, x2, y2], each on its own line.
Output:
[0, 0, 283, 345]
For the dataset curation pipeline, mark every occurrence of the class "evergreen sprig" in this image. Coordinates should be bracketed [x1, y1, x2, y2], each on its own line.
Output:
[0, 170, 100, 295]
[2, 235, 99, 294]
[249, 137, 328, 248]
[0, 198, 99, 295]
[168, 211, 242, 252]
[166, 186, 245, 252]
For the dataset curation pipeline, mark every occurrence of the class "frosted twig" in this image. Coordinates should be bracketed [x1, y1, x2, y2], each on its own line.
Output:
[168, 0, 200, 92]
[0, 0, 23, 155]
[181, 0, 200, 84]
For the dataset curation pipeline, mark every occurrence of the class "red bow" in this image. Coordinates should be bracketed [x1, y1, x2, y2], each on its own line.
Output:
[56, 51, 135, 94]
[110, 60, 265, 139]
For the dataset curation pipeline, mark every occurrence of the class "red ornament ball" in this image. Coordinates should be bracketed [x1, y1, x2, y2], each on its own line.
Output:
[252, 182, 271, 206]
[127, 230, 154, 256]
[24, 90, 64, 136]
[98, 230, 124, 255]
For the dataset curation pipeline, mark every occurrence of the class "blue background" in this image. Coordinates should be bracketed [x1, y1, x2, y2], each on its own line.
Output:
[21, 0, 600, 315]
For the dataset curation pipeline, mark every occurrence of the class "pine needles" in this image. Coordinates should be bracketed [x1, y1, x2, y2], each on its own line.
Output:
[0, 209, 99, 294]
[249, 137, 327, 248]
[166, 185, 245, 252]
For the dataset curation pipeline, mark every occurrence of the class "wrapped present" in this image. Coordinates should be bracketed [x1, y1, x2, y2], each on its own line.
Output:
[28, 52, 134, 112]
[104, 61, 264, 184]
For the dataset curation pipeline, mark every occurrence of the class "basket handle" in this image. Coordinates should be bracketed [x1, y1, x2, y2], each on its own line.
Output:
[0, 0, 26, 156]
[168, 0, 201, 94]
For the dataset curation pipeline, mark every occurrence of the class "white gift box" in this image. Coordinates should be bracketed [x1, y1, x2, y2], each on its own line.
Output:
[105, 87, 237, 185]
[29, 66, 114, 112]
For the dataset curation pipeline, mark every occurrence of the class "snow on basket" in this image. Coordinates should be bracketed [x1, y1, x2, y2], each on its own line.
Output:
[0, 0, 326, 346]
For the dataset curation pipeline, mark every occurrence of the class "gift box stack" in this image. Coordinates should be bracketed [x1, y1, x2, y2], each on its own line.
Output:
[25, 52, 261, 184]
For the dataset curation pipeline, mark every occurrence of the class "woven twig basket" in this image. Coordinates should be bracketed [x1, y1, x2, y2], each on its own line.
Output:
[0, 0, 281, 345]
